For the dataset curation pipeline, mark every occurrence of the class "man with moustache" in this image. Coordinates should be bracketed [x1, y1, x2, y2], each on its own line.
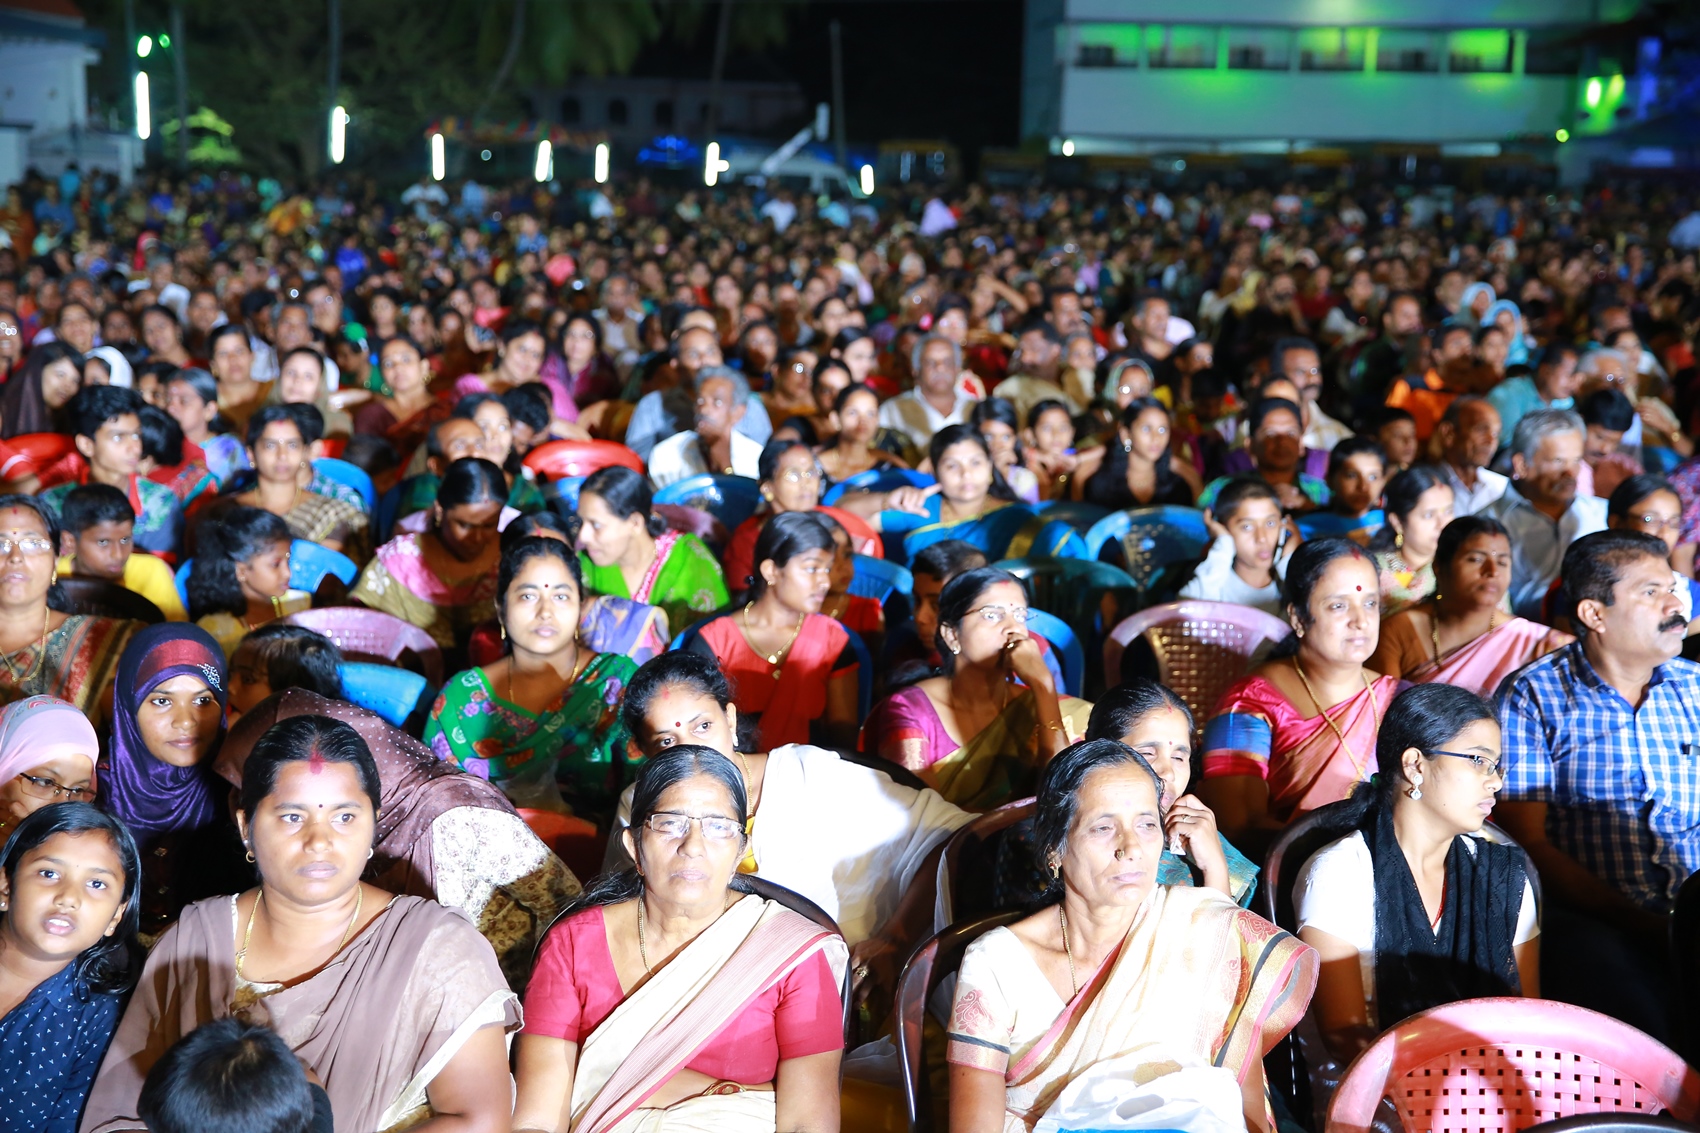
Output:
[1484, 408, 1606, 619]
[1497, 529, 1700, 1043]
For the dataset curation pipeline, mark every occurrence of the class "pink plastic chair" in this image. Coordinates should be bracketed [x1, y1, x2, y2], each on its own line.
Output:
[283, 608, 444, 685]
[1103, 600, 1289, 735]
[1327, 998, 1700, 1133]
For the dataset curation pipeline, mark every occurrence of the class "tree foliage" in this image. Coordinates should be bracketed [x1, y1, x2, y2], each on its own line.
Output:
[79, 0, 797, 180]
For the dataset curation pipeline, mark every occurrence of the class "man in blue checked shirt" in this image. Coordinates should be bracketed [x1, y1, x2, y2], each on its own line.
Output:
[1496, 529, 1699, 1044]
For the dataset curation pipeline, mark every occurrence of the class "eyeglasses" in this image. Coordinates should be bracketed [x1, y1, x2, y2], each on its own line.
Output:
[14, 772, 94, 803]
[965, 603, 1032, 625]
[642, 812, 745, 841]
[1427, 750, 1505, 778]
[0, 536, 53, 556]
[1635, 513, 1681, 533]
[776, 467, 820, 485]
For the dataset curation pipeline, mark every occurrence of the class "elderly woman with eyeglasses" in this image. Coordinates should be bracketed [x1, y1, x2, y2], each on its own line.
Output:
[1295, 683, 1538, 1063]
[513, 745, 847, 1133]
[0, 695, 99, 841]
[864, 566, 1091, 810]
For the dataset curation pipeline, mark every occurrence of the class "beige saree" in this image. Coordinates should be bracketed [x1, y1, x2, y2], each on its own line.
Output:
[568, 895, 848, 1133]
[80, 895, 519, 1133]
[948, 886, 1317, 1133]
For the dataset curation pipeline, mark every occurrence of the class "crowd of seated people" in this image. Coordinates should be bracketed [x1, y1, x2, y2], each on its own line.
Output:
[0, 164, 1697, 1130]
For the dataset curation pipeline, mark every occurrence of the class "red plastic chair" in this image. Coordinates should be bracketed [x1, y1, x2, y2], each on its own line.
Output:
[8, 431, 76, 468]
[522, 439, 645, 481]
[515, 808, 605, 886]
[1327, 998, 1700, 1133]
[319, 437, 346, 458]
[282, 607, 444, 685]
[1104, 600, 1289, 743]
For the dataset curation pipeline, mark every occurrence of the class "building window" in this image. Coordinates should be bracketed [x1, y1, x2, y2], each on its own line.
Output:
[1297, 28, 1366, 72]
[654, 99, 674, 127]
[1227, 27, 1291, 70]
[608, 99, 628, 126]
[561, 97, 581, 124]
[1377, 30, 1441, 73]
[1448, 29, 1512, 73]
[1525, 28, 1584, 75]
[1073, 22, 1139, 67]
[1144, 25, 1217, 69]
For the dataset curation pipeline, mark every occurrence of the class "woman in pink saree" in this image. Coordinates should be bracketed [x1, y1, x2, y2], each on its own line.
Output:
[512, 745, 847, 1133]
[947, 738, 1316, 1133]
[1370, 516, 1572, 698]
[1199, 540, 1397, 855]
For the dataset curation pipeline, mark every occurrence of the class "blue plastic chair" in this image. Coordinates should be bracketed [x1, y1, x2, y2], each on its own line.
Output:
[1084, 505, 1210, 590]
[996, 557, 1141, 635]
[1026, 609, 1084, 697]
[1031, 499, 1110, 533]
[173, 539, 359, 609]
[1646, 445, 1683, 475]
[288, 540, 358, 591]
[1296, 509, 1385, 542]
[849, 554, 914, 602]
[338, 662, 428, 727]
[551, 475, 585, 511]
[312, 457, 376, 513]
[653, 474, 764, 532]
[821, 468, 935, 506]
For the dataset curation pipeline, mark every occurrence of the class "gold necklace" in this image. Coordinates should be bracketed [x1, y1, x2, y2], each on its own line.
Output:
[742, 602, 804, 677]
[1292, 657, 1377, 783]
[235, 887, 363, 982]
[0, 605, 50, 685]
[637, 890, 734, 973]
[1430, 600, 1498, 666]
[1058, 905, 1078, 998]
[508, 645, 589, 704]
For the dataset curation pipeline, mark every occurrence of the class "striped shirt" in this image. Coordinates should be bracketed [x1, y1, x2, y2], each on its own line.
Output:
[1497, 640, 1700, 911]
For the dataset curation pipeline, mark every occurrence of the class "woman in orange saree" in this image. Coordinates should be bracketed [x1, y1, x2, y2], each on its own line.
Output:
[1199, 539, 1397, 854]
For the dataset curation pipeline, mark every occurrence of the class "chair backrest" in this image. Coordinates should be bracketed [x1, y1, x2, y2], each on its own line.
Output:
[821, 467, 935, 506]
[283, 607, 445, 684]
[289, 539, 358, 592]
[549, 475, 585, 512]
[897, 910, 1026, 1133]
[1328, 997, 1700, 1133]
[1519, 1116, 1700, 1132]
[1030, 499, 1110, 532]
[522, 439, 645, 481]
[312, 457, 376, 513]
[995, 557, 1139, 635]
[8, 431, 76, 467]
[833, 748, 932, 793]
[731, 873, 856, 1042]
[934, 798, 1037, 931]
[1025, 609, 1084, 698]
[849, 554, 914, 603]
[1103, 599, 1289, 732]
[1100, 505, 1211, 589]
[653, 474, 763, 531]
[55, 577, 165, 624]
[337, 662, 427, 727]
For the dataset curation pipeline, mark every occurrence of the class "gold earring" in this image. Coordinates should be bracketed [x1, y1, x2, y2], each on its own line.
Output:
[499, 623, 506, 640]
[245, 849, 256, 863]
[1050, 862, 1060, 878]
[1394, 531, 1403, 550]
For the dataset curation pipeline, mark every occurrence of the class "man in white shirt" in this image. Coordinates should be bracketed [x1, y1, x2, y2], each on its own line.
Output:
[1274, 337, 1352, 451]
[1485, 408, 1608, 619]
[879, 334, 979, 454]
[1434, 396, 1509, 516]
[648, 367, 764, 488]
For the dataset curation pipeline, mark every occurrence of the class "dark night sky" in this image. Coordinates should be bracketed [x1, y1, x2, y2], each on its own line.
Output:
[629, 0, 1028, 157]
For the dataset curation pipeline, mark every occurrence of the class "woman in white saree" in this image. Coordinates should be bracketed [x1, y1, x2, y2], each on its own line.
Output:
[947, 739, 1318, 1133]
[513, 745, 848, 1133]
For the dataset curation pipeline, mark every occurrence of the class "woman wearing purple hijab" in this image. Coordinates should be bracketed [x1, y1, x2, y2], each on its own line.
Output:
[99, 622, 253, 938]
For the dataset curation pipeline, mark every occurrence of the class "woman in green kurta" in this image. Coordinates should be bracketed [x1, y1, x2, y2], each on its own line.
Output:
[573, 465, 728, 634]
[425, 535, 637, 825]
